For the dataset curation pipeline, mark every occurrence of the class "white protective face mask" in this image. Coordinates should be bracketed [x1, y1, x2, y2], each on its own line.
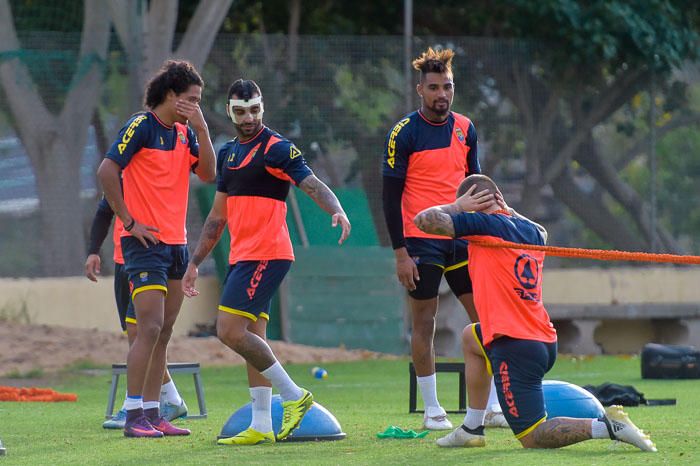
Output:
[227, 96, 264, 125]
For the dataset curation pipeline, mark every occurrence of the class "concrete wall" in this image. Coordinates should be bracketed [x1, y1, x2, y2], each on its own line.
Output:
[2, 267, 699, 352]
[0, 276, 220, 337]
[542, 267, 700, 305]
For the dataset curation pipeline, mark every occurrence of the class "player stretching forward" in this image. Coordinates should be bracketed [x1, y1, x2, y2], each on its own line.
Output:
[85, 197, 188, 429]
[182, 79, 351, 445]
[414, 174, 656, 452]
[383, 47, 504, 429]
[98, 60, 216, 438]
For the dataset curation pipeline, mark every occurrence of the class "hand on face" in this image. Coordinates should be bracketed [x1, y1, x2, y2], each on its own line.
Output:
[175, 100, 206, 130]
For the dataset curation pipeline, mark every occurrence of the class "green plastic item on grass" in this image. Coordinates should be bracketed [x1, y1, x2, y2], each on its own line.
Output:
[376, 426, 429, 439]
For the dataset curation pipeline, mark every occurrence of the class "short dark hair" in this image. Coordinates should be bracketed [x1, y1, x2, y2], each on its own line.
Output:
[143, 60, 203, 109]
[227, 79, 262, 101]
[457, 174, 499, 198]
[412, 47, 455, 82]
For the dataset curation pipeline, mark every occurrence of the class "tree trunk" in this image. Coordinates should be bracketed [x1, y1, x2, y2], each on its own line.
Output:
[353, 135, 390, 246]
[0, 0, 110, 276]
[550, 170, 648, 251]
[31, 140, 86, 276]
[574, 137, 684, 254]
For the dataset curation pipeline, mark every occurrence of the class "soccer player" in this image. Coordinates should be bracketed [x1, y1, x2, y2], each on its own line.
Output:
[414, 174, 656, 452]
[382, 47, 504, 430]
[84, 197, 188, 429]
[181, 79, 351, 446]
[97, 60, 216, 438]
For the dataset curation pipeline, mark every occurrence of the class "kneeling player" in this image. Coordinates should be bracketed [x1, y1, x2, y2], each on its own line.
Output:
[413, 174, 656, 452]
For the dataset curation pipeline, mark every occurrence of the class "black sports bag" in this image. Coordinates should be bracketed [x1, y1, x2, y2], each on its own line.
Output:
[641, 343, 700, 379]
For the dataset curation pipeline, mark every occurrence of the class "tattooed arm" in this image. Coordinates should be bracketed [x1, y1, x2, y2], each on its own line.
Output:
[298, 175, 351, 245]
[413, 205, 458, 237]
[414, 184, 497, 238]
[182, 192, 228, 297]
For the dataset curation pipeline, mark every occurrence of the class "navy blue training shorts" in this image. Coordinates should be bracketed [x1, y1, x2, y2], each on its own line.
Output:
[219, 260, 292, 322]
[472, 323, 558, 439]
[405, 237, 472, 299]
[113, 262, 130, 331]
[121, 236, 189, 300]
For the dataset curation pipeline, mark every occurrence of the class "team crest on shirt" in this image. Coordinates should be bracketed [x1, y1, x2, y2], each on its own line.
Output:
[139, 272, 149, 283]
[455, 127, 465, 143]
[177, 131, 186, 144]
[513, 254, 540, 302]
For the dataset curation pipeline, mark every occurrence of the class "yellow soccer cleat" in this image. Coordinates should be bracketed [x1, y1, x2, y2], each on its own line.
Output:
[276, 389, 314, 441]
[217, 427, 275, 446]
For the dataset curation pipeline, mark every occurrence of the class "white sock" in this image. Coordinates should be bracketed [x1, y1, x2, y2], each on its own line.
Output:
[463, 408, 486, 429]
[249, 386, 273, 433]
[591, 419, 610, 439]
[120, 391, 129, 410]
[124, 396, 143, 411]
[161, 380, 183, 405]
[143, 400, 160, 410]
[261, 361, 303, 401]
[417, 374, 441, 412]
[487, 378, 501, 412]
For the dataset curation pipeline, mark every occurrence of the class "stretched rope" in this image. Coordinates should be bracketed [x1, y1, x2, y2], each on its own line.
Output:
[468, 239, 700, 265]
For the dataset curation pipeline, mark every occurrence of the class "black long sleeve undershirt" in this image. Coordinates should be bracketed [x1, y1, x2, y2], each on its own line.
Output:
[382, 175, 407, 250]
[87, 199, 115, 256]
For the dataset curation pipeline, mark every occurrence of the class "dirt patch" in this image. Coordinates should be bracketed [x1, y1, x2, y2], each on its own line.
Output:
[0, 322, 391, 376]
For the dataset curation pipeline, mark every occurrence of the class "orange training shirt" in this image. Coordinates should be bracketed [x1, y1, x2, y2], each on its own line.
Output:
[451, 210, 557, 346]
[383, 111, 480, 239]
[216, 126, 313, 264]
[105, 112, 200, 244]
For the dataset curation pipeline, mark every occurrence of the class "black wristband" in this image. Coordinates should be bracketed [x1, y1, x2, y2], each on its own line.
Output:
[124, 218, 135, 232]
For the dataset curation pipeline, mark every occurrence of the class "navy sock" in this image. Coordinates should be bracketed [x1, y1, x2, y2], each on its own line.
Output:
[461, 424, 484, 436]
[125, 408, 143, 425]
[144, 407, 159, 422]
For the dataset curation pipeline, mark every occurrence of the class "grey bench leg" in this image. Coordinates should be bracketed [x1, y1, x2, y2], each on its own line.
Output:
[105, 372, 120, 419]
[569, 320, 602, 355]
[681, 319, 700, 347]
[192, 371, 207, 419]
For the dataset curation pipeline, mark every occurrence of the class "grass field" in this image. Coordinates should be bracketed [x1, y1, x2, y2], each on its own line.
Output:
[0, 355, 697, 465]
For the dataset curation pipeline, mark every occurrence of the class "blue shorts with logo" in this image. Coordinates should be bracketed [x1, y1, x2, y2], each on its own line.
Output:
[113, 263, 131, 331]
[121, 236, 189, 301]
[405, 237, 472, 299]
[219, 260, 292, 322]
[472, 323, 558, 439]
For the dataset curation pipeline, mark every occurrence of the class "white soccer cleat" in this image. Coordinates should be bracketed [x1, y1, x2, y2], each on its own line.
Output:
[423, 406, 453, 430]
[484, 407, 509, 428]
[436, 425, 486, 448]
[603, 405, 657, 452]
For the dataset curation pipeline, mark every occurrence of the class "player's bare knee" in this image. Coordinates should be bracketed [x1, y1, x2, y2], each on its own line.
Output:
[518, 434, 538, 449]
[157, 324, 174, 345]
[462, 324, 480, 354]
[217, 320, 247, 349]
[138, 321, 162, 343]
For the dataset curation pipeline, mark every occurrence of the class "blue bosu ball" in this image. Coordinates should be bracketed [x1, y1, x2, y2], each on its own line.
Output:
[219, 395, 346, 442]
[543, 380, 605, 419]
